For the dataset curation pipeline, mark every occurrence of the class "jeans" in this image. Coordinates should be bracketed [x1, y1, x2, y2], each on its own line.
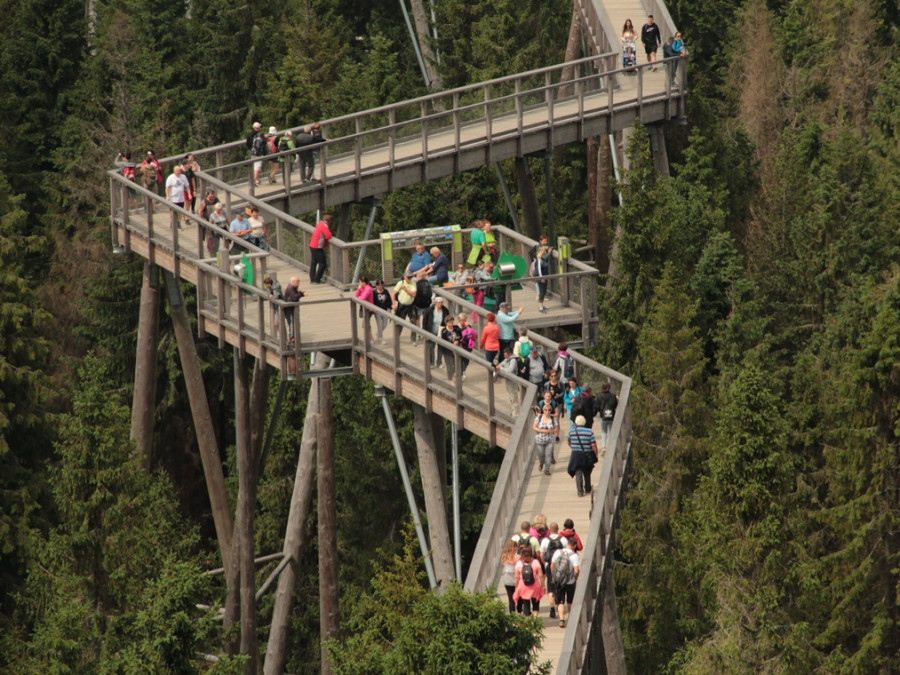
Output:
[600, 419, 613, 449]
[535, 439, 554, 467]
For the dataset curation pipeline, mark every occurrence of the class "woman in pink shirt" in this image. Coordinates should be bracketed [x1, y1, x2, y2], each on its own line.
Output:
[479, 311, 500, 365]
[354, 276, 375, 341]
[309, 213, 333, 283]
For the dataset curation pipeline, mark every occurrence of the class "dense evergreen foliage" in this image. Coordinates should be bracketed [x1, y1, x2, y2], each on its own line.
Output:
[0, 0, 896, 671]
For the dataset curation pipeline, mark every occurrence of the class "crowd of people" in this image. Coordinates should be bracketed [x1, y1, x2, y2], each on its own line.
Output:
[501, 516, 586, 628]
[621, 15, 687, 81]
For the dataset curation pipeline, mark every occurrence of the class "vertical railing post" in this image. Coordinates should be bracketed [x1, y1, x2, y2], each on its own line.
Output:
[355, 117, 363, 180]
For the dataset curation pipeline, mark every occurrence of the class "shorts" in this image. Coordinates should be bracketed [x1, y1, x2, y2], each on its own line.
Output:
[644, 43, 657, 56]
[556, 583, 576, 604]
[396, 303, 416, 321]
[253, 160, 262, 172]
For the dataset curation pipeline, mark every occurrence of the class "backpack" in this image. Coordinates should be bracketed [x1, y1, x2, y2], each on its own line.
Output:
[552, 549, 572, 588]
[560, 354, 574, 380]
[252, 133, 268, 157]
[413, 279, 433, 308]
[521, 561, 535, 586]
[518, 340, 531, 359]
[277, 136, 290, 153]
[602, 406, 615, 420]
[121, 164, 135, 181]
[544, 535, 564, 573]
[268, 137, 278, 154]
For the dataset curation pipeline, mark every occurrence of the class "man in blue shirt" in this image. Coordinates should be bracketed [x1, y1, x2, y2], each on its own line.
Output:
[405, 241, 432, 276]
[496, 302, 523, 356]
[425, 246, 450, 285]
[567, 415, 599, 498]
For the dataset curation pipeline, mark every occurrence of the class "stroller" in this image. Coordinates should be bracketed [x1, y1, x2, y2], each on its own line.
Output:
[623, 40, 637, 71]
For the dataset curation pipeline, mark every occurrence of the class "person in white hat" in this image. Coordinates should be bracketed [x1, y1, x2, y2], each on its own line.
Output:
[247, 121, 266, 186]
[267, 127, 280, 184]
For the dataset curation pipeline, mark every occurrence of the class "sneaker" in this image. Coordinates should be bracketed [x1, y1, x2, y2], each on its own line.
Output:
[549, 608, 557, 619]
[559, 619, 566, 628]
[544, 469, 551, 476]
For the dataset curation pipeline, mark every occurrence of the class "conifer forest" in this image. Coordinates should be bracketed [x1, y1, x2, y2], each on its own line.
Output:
[0, 0, 898, 672]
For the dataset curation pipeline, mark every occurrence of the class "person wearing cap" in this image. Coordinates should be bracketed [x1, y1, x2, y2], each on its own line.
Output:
[497, 302, 523, 356]
[567, 414, 599, 497]
[423, 296, 451, 367]
[247, 121, 267, 186]
[371, 279, 393, 344]
[392, 273, 418, 342]
[229, 211, 252, 251]
[267, 126, 280, 184]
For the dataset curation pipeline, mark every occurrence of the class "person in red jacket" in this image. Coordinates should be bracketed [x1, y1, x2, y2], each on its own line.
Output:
[309, 213, 333, 284]
[559, 518, 583, 552]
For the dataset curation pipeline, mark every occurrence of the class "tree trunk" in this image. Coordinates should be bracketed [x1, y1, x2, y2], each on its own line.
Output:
[164, 271, 233, 571]
[235, 351, 260, 674]
[264, 353, 328, 675]
[409, 0, 442, 90]
[318, 376, 340, 674]
[131, 261, 159, 467]
[515, 158, 543, 240]
[606, 129, 628, 284]
[558, 10, 582, 100]
[587, 137, 598, 265]
[601, 566, 627, 675]
[597, 135, 612, 274]
[223, 529, 241, 655]
[413, 404, 455, 586]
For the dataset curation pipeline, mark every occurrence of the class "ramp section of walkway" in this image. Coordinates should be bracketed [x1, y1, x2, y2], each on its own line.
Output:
[161, 52, 685, 216]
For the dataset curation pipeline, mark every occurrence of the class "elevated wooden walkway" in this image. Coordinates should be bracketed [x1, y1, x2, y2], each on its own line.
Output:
[108, 2, 684, 663]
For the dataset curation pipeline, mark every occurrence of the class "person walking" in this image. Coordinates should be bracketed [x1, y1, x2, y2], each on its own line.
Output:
[309, 213, 333, 283]
[354, 276, 375, 342]
[596, 381, 619, 451]
[567, 414, 599, 498]
[500, 539, 520, 614]
[550, 538, 580, 628]
[513, 546, 545, 616]
[533, 403, 558, 475]
[641, 15, 661, 68]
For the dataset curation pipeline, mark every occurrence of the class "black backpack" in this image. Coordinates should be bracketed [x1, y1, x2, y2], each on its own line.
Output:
[521, 562, 535, 586]
[252, 133, 268, 156]
[544, 535, 564, 573]
[413, 279, 433, 308]
[278, 136, 290, 153]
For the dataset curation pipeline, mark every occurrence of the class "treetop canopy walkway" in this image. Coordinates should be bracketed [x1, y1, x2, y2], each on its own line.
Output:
[109, 0, 683, 666]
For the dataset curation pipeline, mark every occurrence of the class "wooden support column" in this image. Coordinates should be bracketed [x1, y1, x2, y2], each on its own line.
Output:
[514, 157, 543, 240]
[413, 403, 455, 586]
[431, 413, 447, 515]
[601, 566, 626, 675]
[234, 350, 261, 674]
[264, 352, 328, 675]
[131, 261, 160, 467]
[163, 271, 233, 571]
[649, 125, 670, 179]
[597, 135, 612, 274]
[587, 137, 599, 263]
[318, 375, 339, 675]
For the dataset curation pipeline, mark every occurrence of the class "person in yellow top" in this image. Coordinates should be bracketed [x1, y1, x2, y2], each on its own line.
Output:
[467, 219, 497, 265]
[391, 272, 418, 342]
